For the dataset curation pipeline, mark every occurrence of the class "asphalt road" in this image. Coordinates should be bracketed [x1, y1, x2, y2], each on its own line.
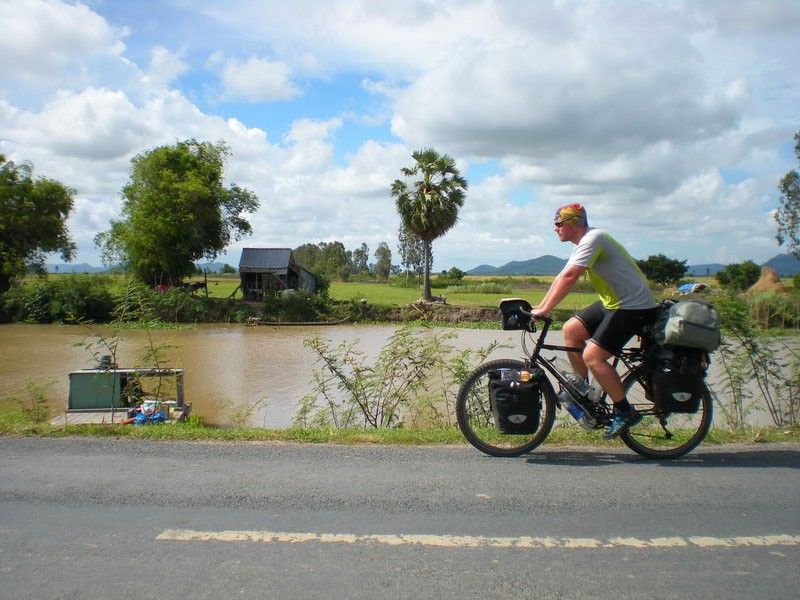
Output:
[1, 437, 798, 600]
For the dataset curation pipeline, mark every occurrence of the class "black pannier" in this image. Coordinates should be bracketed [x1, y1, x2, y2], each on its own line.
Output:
[488, 369, 541, 434]
[649, 346, 707, 414]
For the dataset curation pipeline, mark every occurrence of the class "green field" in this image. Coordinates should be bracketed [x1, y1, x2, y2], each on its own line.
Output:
[327, 280, 598, 311]
[64, 272, 725, 311]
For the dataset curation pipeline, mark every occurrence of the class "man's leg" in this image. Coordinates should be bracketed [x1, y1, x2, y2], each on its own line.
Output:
[582, 341, 625, 403]
[584, 339, 643, 439]
[562, 317, 590, 378]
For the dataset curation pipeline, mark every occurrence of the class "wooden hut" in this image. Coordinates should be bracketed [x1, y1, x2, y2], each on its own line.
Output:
[238, 248, 317, 300]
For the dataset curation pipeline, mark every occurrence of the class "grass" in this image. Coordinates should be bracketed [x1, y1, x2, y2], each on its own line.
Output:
[327, 279, 598, 311]
[1, 403, 797, 447]
[40, 272, 731, 314]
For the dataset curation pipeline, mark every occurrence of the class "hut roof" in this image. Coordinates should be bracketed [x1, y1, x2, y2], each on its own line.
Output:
[239, 248, 293, 273]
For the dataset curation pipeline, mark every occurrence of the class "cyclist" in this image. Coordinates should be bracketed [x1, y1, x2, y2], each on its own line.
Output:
[531, 203, 659, 439]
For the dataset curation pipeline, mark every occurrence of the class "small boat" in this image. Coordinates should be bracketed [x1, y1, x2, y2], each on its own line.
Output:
[245, 316, 350, 327]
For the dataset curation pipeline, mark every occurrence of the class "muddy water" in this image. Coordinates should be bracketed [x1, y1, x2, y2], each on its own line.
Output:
[0, 323, 526, 427]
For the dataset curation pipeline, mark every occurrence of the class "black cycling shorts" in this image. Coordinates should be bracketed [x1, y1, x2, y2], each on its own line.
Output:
[575, 301, 659, 354]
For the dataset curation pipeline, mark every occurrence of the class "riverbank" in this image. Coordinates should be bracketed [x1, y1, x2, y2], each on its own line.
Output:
[1, 403, 798, 448]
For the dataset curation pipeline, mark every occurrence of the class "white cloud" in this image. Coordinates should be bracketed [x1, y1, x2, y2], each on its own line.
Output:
[141, 46, 188, 91]
[0, 0, 130, 94]
[1, 0, 797, 271]
[217, 55, 301, 102]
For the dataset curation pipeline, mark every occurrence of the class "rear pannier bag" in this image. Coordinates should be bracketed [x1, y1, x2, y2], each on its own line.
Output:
[488, 369, 541, 434]
[650, 346, 707, 414]
[654, 300, 721, 352]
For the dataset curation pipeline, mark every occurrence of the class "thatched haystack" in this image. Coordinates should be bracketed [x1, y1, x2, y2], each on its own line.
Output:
[745, 266, 787, 297]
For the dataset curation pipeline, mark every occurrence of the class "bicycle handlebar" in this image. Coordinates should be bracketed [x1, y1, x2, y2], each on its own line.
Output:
[517, 306, 552, 326]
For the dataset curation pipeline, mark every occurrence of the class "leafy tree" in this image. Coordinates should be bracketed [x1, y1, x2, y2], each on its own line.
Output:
[95, 139, 258, 286]
[391, 148, 467, 301]
[351, 243, 370, 274]
[221, 264, 236, 274]
[0, 155, 76, 294]
[293, 241, 349, 280]
[397, 225, 428, 278]
[447, 266, 465, 281]
[373, 242, 392, 279]
[716, 260, 761, 291]
[636, 254, 688, 286]
[775, 131, 800, 259]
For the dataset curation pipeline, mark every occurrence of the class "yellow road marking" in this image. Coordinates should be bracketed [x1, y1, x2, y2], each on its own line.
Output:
[156, 529, 800, 550]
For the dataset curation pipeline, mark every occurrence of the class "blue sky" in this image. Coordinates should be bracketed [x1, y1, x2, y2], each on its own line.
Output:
[1, 0, 799, 271]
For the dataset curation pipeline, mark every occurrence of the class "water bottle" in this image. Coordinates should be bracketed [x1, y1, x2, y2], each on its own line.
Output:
[560, 375, 598, 430]
[566, 400, 584, 421]
[566, 374, 591, 399]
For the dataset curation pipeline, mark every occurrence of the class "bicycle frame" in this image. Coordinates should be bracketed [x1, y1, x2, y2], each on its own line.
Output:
[516, 315, 648, 417]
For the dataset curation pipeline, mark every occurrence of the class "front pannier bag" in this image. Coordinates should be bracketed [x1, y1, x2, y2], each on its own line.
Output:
[488, 369, 541, 434]
[650, 346, 706, 414]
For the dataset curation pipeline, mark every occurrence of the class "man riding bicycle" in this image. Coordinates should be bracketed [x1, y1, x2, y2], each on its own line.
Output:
[531, 203, 659, 439]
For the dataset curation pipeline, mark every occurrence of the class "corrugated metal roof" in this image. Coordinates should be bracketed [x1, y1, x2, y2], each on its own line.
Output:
[239, 248, 293, 271]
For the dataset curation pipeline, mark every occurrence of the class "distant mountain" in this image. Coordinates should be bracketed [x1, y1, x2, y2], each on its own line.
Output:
[466, 255, 567, 276]
[685, 263, 727, 277]
[467, 253, 800, 278]
[46, 263, 106, 274]
[762, 253, 800, 277]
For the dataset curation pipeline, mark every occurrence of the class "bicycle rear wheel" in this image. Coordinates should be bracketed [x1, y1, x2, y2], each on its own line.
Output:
[456, 358, 556, 457]
[619, 371, 713, 459]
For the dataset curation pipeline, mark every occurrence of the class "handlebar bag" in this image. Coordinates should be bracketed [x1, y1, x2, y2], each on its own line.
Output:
[488, 369, 541, 434]
[499, 298, 533, 331]
[653, 300, 721, 351]
[650, 346, 707, 414]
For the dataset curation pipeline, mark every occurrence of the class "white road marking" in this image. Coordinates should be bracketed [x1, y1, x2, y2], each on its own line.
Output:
[156, 529, 800, 550]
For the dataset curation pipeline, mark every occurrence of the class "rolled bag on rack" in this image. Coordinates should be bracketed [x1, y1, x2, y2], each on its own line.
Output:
[652, 299, 720, 351]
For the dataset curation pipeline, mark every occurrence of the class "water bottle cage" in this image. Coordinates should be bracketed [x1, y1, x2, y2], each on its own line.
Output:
[564, 382, 589, 406]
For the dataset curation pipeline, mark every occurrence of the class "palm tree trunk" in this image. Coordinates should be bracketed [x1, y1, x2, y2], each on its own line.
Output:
[422, 240, 433, 301]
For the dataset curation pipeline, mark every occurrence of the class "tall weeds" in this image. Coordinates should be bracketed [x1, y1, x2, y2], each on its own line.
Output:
[715, 294, 800, 428]
[295, 324, 507, 429]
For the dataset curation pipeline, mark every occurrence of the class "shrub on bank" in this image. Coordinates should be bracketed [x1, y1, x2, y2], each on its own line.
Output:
[1, 275, 116, 323]
[260, 289, 333, 323]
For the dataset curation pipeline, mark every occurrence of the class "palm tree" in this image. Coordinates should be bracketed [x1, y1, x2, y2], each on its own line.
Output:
[391, 148, 467, 302]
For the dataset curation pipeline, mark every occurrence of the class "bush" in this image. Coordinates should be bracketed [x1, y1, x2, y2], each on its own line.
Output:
[716, 261, 760, 290]
[262, 290, 332, 322]
[1, 275, 116, 323]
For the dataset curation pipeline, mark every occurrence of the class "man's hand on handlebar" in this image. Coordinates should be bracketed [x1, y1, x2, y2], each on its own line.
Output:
[529, 307, 552, 324]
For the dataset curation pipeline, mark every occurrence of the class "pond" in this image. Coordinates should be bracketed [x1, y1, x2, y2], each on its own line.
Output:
[0, 323, 526, 427]
[1, 323, 784, 428]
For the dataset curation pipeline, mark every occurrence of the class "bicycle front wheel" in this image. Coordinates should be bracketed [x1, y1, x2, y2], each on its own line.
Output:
[619, 371, 713, 459]
[456, 359, 556, 457]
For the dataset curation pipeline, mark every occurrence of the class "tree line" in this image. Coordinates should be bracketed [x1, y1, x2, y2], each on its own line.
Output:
[2, 131, 799, 301]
